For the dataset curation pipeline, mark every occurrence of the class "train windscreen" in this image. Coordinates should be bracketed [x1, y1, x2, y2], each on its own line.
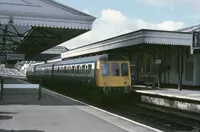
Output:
[101, 63, 110, 76]
[112, 63, 120, 76]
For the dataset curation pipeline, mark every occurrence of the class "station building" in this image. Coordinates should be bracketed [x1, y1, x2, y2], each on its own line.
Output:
[61, 26, 200, 87]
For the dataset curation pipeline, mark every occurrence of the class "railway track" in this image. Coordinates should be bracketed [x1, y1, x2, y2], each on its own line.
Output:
[116, 103, 200, 132]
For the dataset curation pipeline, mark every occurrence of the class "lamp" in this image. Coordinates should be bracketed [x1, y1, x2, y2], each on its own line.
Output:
[8, 16, 14, 25]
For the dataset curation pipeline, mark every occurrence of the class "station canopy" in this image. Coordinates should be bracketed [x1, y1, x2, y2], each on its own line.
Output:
[0, 0, 96, 63]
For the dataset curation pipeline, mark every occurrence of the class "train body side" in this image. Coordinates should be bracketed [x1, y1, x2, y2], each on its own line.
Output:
[52, 61, 97, 86]
[26, 54, 132, 90]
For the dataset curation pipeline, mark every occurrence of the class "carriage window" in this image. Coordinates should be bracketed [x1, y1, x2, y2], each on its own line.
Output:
[101, 63, 110, 76]
[77, 65, 80, 74]
[69, 66, 71, 73]
[121, 63, 129, 76]
[112, 63, 120, 76]
[85, 65, 88, 73]
[82, 65, 85, 73]
[72, 66, 75, 73]
[88, 64, 92, 74]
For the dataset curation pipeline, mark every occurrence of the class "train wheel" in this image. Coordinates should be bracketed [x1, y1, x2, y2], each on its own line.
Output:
[103, 86, 111, 95]
[124, 85, 132, 93]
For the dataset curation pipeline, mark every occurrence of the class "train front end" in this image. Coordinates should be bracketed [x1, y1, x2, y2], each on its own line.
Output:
[96, 60, 132, 94]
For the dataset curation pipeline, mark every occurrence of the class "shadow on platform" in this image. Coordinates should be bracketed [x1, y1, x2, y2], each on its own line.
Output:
[0, 91, 85, 106]
[0, 111, 17, 121]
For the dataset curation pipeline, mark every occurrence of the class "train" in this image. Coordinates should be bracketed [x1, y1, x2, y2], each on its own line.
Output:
[26, 54, 132, 94]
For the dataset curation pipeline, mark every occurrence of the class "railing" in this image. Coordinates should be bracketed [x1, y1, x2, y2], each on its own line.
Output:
[0, 77, 42, 101]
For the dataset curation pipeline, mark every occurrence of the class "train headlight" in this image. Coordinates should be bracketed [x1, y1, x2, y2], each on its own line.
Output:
[124, 81, 127, 85]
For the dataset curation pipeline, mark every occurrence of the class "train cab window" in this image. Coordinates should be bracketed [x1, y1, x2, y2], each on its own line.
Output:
[101, 63, 110, 76]
[121, 63, 129, 76]
[112, 63, 120, 76]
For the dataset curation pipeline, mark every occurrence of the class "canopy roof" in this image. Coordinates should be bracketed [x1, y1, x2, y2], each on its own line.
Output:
[0, 0, 96, 62]
[62, 29, 192, 59]
[176, 24, 200, 32]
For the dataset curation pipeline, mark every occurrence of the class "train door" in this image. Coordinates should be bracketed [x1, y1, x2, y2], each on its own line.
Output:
[130, 61, 137, 85]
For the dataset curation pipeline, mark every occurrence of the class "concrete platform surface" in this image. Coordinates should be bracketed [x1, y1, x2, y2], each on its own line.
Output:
[135, 88, 200, 102]
[0, 78, 161, 132]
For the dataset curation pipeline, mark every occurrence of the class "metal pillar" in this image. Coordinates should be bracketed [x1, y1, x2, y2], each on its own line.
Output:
[178, 47, 183, 91]
[0, 76, 4, 101]
[156, 48, 161, 88]
[38, 78, 42, 100]
[163, 48, 166, 84]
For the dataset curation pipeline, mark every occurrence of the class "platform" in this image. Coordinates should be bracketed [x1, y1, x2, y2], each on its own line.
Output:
[134, 88, 200, 113]
[0, 78, 161, 132]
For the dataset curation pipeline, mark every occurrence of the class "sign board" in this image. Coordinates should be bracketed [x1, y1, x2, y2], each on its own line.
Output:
[155, 59, 161, 64]
[192, 32, 200, 54]
[7, 54, 25, 60]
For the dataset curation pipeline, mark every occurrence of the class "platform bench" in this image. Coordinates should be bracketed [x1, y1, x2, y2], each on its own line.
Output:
[140, 76, 157, 88]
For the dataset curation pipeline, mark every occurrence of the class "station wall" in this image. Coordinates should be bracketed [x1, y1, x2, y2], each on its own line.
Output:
[130, 46, 200, 86]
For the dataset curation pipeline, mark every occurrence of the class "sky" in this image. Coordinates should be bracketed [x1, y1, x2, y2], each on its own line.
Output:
[56, 0, 200, 49]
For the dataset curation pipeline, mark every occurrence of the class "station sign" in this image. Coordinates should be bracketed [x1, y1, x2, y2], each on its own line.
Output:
[7, 54, 25, 60]
[155, 59, 161, 64]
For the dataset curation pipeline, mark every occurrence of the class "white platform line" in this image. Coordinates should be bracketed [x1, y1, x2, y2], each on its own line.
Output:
[44, 88, 163, 132]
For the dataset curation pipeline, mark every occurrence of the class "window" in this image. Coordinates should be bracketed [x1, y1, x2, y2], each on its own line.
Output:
[74, 66, 77, 73]
[82, 65, 85, 74]
[88, 64, 92, 74]
[101, 63, 110, 76]
[112, 63, 120, 76]
[77, 65, 80, 74]
[85, 65, 88, 74]
[64, 66, 67, 73]
[146, 59, 150, 74]
[121, 63, 129, 76]
[72, 66, 75, 73]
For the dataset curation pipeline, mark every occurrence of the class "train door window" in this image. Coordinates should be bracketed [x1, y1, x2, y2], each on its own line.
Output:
[121, 63, 129, 76]
[101, 63, 110, 76]
[112, 63, 120, 76]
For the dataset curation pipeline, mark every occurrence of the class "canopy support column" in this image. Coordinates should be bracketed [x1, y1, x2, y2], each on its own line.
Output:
[156, 48, 161, 88]
[178, 46, 183, 91]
